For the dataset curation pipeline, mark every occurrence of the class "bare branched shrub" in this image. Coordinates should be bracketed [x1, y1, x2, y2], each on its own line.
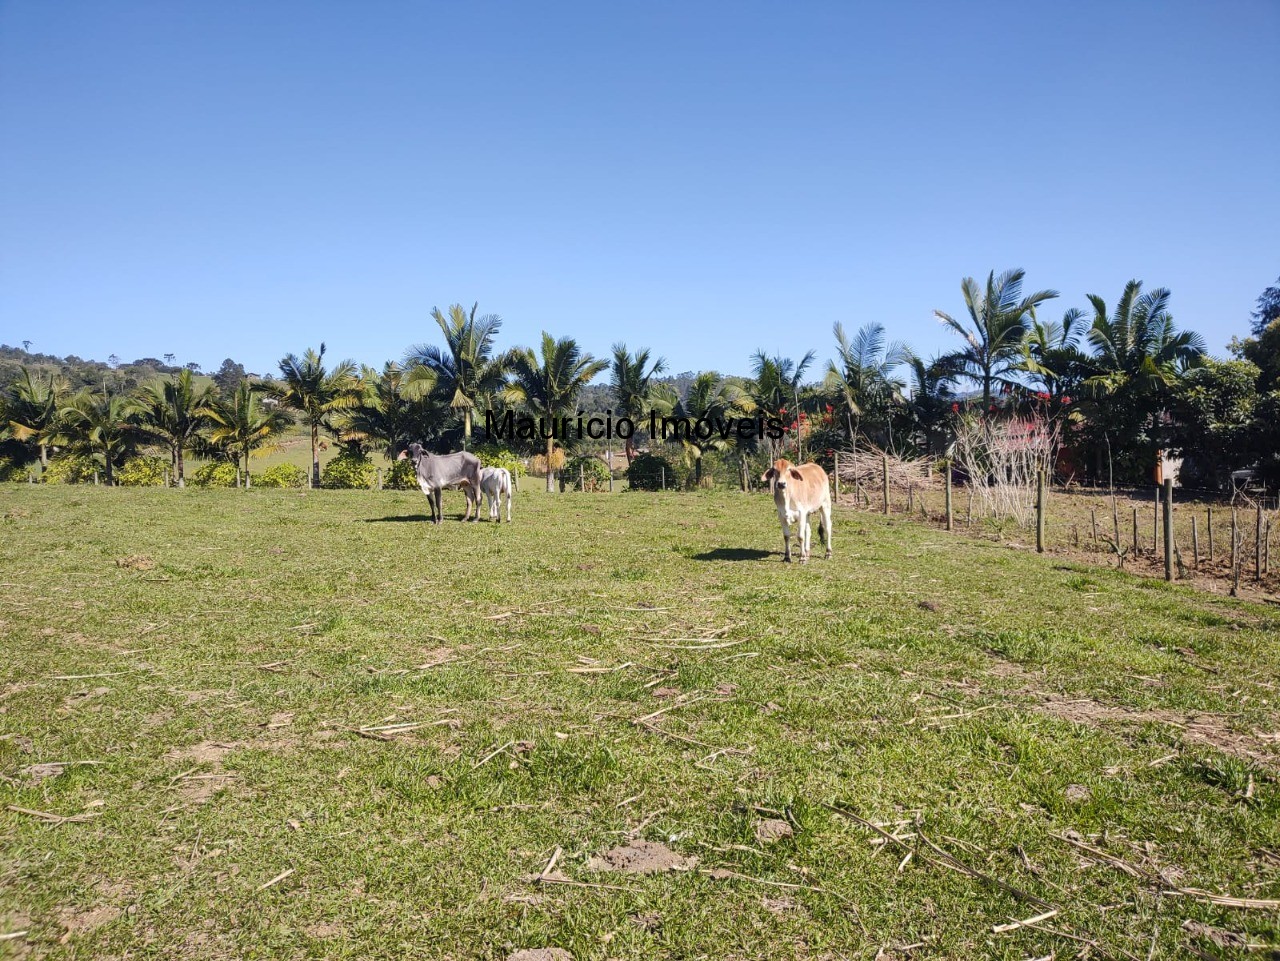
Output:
[835, 443, 937, 502]
[952, 413, 1061, 526]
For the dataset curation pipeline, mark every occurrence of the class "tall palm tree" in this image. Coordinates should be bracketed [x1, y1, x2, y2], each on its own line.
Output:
[825, 322, 909, 445]
[404, 303, 509, 449]
[203, 380, 292, 487]
[2, 367, 68, 469]
[610, 343, 671, 464]
[749, 350, 815, 458]
[1081, 281, 1206, 484]
[673, 372, 746, 484]
[132, 369, 216, 487]
[56, 388, 134, 485]
[935, 269, 1058, 413]
[1085, 281, 1206, 392]
[264, 344, 361, 488]
[505, 334, 608, 492]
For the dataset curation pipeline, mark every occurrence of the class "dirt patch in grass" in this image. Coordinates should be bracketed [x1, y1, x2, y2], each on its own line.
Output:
[61, 686, 110, 710]
[985, 657, 1280, 768]
[114, 555, 155, 571]
[586, 840, 698, 874]
[57, 904, 120, 942]
[509, 949, 573, 961]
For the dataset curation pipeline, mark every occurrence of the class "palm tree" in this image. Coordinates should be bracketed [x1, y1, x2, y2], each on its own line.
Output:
[1081, 281, 1206, 484]
[825, 322, 909, 445]
[673, 372, 746, 484]
[2, 367, 68, 469]
[336, 362, 446, 458]
[132, 369, 216, 487]
[610, 343, 671, 464]
[404, 303, 509, 449]
[1019, 307, 1091, 402]
[56, 388, 134, 485]
[264, 344, 361, 488]
[902, 352, 959, 456]
[505, 333, 608, 492]
[1085, 282, 1205, 392]
[935, 269, 1058, 413]
[203, 380, 292, 487]
[749, 350, 815, 458]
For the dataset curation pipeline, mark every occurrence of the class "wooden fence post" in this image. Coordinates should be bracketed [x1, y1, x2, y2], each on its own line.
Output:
[1207, 507, 1214, 562]
[1036, 470, 1046, 553]
[580, 463, 586, 492]
[1257, 503, 1264, 581]
[1191, 515, 1199, 569]
[1112, 498, 1120, 550]
[907, 482, 914, 513]
[1231, 509, 1240, 595]
[1163, 478, 1173, 581]
[1091, 508, 1098, 548]
[966, 487, 973, 528]
[661, 466, 665, 491]
[882, 453, 889, 515]
[1132, 508, 1139, 553]
[377, 468, 383, 491]
[834, 451, 840, 501]
[1153, 489, 1160, 558]
[945, 464, 953, 532]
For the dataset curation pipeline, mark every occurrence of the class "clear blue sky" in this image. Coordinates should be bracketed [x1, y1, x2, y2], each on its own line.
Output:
[2, 1, 1277, 378]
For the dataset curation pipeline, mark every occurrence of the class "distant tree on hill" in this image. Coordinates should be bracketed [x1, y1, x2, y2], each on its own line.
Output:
[212, 358, 248, 397]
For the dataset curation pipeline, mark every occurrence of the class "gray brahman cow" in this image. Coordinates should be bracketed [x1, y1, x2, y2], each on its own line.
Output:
[761, 457, 832, 563]
[398, 443, 483, 524]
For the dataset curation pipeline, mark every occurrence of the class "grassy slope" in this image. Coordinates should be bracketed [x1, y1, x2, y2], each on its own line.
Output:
[1, 486, 1278, 960]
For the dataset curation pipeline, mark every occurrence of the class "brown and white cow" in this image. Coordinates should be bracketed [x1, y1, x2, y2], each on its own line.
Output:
[761, 458, 832, 563]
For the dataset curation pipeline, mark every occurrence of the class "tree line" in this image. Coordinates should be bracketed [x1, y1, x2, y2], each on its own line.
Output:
[3, 270, 1278, 492]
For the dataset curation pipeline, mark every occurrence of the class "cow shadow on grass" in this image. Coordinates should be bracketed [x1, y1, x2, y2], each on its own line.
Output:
[363, 514, 434, 523]
[690, 547, 774, 562]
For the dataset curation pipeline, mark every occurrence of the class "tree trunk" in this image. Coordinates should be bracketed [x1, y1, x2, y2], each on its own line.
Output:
[244, 451, 252, 489]
[463, 408, 471, 450]
[545, 434, 555, 493]
[176, 445, 185, 488]
[695, 454, 703, 485]
[311, 424, 320, 488]
[103, 447, 114, 486]
[624, 436, 636, 465]
[39, 444, 48, 468]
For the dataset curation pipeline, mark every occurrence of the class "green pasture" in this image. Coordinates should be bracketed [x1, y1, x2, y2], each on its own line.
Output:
[1, 485, 1278, 959]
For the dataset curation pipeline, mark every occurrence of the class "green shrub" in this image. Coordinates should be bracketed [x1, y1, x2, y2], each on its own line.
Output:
[0, 458, 28, 483]
[42, 454, 97, 485]
[191, 461, 238, 488]
[565, 455, 611, 492]
[258, 463, 308, 489]
[470, 444, 526, 478]
[384, 458, 418, 490]
[321, 454, 374, 490]
[117, 456, 169, 487]
[627, 452, 681, 491]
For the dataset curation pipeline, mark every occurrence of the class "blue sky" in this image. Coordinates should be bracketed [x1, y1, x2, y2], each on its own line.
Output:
[2, 1, 1277, 379]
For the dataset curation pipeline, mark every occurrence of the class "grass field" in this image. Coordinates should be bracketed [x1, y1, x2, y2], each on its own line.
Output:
[2, 485, 1279, 960]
